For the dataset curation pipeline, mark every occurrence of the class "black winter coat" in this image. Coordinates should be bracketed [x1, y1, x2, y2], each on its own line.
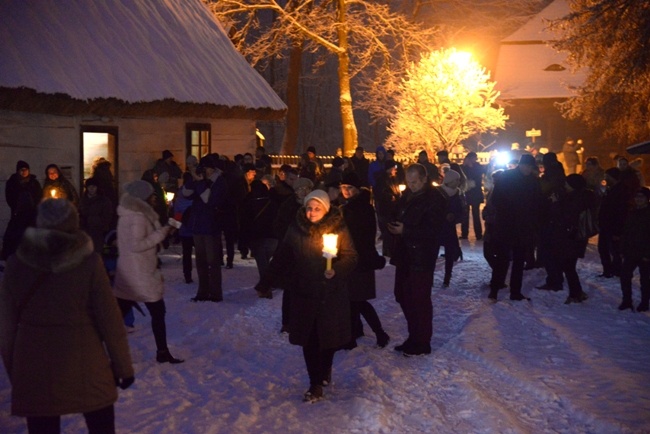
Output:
[240, 187, 279, 244]
[341, 189, 378, 301]
[549, 188, 597, 260]
[492, 167, 543, 247]
[265, 208, 357, 350]
[5, 174, 41, 220]
[374, 172, 401, 223]
[389, 185, 446, 272]
[620, 206, 650, 259]
[598, 182, 632, 237]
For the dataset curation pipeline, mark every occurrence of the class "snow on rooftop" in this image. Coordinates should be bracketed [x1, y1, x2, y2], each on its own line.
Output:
[0, 0, 286, 111]
[494, 0, 587, 100]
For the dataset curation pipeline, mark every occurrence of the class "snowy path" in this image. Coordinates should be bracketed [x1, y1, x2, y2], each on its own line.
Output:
[1, 239, 649, 433]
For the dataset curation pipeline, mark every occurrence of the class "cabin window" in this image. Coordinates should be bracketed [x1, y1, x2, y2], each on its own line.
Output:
[186, 123, 211, 160]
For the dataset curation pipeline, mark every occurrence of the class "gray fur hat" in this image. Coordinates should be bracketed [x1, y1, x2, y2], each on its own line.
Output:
[37, 198, 79, 233]
[125, 180, 154, 201]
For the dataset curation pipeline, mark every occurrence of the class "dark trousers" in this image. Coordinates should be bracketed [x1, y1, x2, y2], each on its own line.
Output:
[281, 288, 291, 327]
[250, 238, 278, 280]
[117, 298, 168, 352]
[461, 201, 482, 239]
[26, 405, 114, 434]
[222, 228, 236, 266]
[377, 218, 392, 257]
[558, 256, 582, 297]
[483, 225, 498, 270]
[491, 242, 527, 296]
[193, 234, 223, 300]
[394, 265, 433, 345]
[181, 235, 194, 280]
[434, 239, 461, 279]
[302, 324, 336, 386]
[598, 230, 622, 276]
[350, 300, 383, 338]
[620, 256, 650, 303]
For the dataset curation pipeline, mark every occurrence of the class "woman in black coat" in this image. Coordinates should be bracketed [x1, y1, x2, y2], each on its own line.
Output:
[550, 174, 597, 304]
[256, 190, 357, 402]
[339, 173, 389, 349]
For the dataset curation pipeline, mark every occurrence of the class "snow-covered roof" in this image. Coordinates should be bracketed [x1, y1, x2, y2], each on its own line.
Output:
[494, 0, 587, 100]
[0, 0, 286, 115]
[503, 0, 571, 42]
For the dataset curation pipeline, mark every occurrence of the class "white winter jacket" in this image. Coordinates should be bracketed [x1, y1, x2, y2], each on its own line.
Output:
[113, 193, 168, 302]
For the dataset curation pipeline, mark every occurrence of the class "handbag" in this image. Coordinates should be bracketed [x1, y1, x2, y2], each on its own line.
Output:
[577, 207, 599, 240]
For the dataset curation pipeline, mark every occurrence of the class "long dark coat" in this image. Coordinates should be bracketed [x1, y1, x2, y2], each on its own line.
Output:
[341, 188, 378, 301]
[79, 192, 114, 254]
[492, 167, 543, 247]
[0, 227, 133, 417]
[2, 173, 42, 260]
[266, 207, 358, 350]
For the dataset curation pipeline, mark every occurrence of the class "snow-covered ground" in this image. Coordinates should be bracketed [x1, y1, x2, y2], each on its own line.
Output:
[1, 236, 649, 433]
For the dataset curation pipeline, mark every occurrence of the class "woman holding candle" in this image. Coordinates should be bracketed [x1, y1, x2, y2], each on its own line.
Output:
[256, 189, 358, 402]
[42, 164, 80, 207]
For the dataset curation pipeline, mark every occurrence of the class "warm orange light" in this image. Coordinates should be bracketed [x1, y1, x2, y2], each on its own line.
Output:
[50, 189, 57, 198]
[398, 184, 406, 192]
[322, 233, 338, 270]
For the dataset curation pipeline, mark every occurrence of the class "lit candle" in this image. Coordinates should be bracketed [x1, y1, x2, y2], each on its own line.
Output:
[398, 184, 406, 192]
[322, 233, 338, 270]
[50, 189, 57, 198]
[165, 191, 175, 204]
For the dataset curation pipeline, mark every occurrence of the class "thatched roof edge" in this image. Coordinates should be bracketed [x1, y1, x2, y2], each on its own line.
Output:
[0, 87, 287, 121]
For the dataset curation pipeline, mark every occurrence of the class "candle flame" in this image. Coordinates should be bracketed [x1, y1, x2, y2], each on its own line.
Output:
[50, 189, 57, 198]
[322, 233, 338, 258]
[398, 184, 406, 192]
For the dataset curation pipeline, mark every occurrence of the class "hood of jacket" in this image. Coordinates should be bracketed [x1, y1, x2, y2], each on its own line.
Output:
[16, 227, 94, 273]
[117, 192, 161, 228]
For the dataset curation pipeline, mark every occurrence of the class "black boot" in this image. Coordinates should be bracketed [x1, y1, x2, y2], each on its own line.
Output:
[443, 274, 451, 288]
[637, 300, 649, 312]
[376, 330, 390, 348]
[156, 349, 184, 364]
[618, 299, 634, 311]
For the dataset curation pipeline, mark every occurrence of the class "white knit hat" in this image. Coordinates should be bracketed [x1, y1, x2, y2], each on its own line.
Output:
[304, 189, 330, 213]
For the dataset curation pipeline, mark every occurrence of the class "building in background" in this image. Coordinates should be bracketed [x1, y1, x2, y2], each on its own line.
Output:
[0, 0, 286, 241]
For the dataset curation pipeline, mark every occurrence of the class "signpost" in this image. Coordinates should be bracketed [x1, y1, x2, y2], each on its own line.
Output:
[526, 128, 542, 143]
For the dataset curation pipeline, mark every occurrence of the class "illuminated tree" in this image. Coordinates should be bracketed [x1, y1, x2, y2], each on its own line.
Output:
[206, 0, 437, 155]
[549, 0, 650, 143]
[387, 48, 507, 157]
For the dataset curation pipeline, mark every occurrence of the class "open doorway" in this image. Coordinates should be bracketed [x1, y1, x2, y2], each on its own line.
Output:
[80, 126, 118, 187]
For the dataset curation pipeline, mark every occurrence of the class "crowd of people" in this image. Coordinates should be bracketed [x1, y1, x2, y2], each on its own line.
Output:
[1, 143, 649, 426]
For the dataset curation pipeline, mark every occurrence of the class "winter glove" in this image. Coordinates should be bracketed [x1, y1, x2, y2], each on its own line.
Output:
[116, 376, 135, 390]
